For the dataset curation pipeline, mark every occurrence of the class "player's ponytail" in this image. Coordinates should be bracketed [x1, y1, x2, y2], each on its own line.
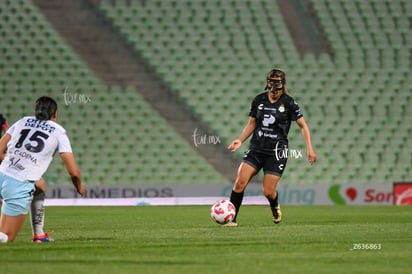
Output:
[35, 96, 58, 120]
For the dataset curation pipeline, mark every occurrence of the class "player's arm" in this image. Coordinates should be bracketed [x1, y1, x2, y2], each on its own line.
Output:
[0, 133, 11, 161]
[228, 117, 256, 152]
[60, 152, 86, 196]
[296, 117, 317, 164]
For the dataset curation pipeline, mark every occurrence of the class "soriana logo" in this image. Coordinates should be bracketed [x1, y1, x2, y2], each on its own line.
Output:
[393, 183, 412, 205]
[329, 184, 393, 205]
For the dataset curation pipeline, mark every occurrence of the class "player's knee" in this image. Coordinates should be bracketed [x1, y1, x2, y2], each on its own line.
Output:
[262, 189, 271, 198]
[233, 179, 248, 192]
[0, 231, 17, 242]
[34, 178, 46, 193]
[0, 232, 9, 243]
[262, 186, 275, 198]
[6, 234, 15, 242]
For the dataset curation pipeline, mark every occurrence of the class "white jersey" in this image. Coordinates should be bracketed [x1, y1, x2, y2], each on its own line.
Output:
[0, 116, 72, 181]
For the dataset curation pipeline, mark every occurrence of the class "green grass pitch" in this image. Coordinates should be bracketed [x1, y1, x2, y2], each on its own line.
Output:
[1, 205, 411, 274]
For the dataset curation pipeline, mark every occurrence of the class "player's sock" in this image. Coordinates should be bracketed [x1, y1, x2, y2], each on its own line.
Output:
[0, 231, 8, 243]
[267, 191, 279, 208]
[30, 192, 46, 236]
[230, 190, 244, 222]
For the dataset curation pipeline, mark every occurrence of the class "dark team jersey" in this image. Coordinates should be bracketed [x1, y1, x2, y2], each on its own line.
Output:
[248, 92, 303, 154]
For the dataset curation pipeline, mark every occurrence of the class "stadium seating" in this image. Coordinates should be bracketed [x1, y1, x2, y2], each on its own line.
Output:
[0, 0, 411, 185]
[0, 0, 228, 185]
[98, 0, 411, 184]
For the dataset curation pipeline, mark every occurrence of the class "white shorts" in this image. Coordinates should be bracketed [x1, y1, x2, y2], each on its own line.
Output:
[0, 173, 35, 216]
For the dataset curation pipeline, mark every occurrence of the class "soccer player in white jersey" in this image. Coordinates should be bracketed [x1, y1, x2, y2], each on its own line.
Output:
[0, 96, 85, 243]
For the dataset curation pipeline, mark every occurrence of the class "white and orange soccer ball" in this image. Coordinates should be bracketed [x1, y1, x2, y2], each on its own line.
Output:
[210, 199, 236, 224]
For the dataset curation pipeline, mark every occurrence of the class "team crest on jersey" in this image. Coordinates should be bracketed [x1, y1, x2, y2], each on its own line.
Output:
[278, 104, 285, 113]
[258, 104, 264, 110]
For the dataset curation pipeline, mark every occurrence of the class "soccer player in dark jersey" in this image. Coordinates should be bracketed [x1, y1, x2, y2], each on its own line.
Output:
[226, 69, 317, 226]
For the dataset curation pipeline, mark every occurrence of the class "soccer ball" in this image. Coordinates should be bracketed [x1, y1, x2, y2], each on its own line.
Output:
[210, 199, 236, 224]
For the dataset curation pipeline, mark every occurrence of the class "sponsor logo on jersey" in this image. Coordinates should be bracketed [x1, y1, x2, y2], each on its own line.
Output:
[24, 118, 56, 134]
[262, 114, 275, 127]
